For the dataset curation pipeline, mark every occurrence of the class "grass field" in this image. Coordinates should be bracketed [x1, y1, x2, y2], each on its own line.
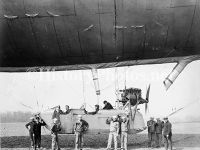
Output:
[1, 134, 200, 149]
[1, 122, 200, 149]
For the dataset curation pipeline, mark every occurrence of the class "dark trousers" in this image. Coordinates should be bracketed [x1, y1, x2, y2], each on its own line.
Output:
[29, 132, 35, 147]
[34, 134, 41, 148]
[148, 132, 155, 147]
[155, 133, 162, 147]
[164, 132, 172, 150]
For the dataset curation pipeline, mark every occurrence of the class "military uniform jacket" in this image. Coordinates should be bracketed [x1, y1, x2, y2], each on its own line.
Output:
[163, 121, 172, 136]
[51, 124, 61, 134]
[33, 121, 46, 135]
[121, 120, 129, 132]
[52, 110, 63, 120]
[25, 121, 35, 133]
[155, 121, 164, 134]
[74, 119, 89, 133]
[147, 120, 156, 133]
[109, 121, 119, 133]
[103, 102, 113, 110]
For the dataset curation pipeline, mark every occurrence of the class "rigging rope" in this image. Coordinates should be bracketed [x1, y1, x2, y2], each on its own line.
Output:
[82, 70, 86, 109]
[115, 67, 120, 108]
[124, 67, 128, 90]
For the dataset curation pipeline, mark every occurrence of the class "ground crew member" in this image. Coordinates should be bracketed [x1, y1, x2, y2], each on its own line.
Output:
[163, 117, 172, 150]
[52, 106, 63, 122]
[120, 116, 129, 150]
[25, 117, 36, 148]
[74, 115, 89, 150]
[51, 118, 61, 150]
[155, 118, 164, 148]
[106, 115, 119, 150]
[33, 116, 46, 148]
[103, 101, 114, 110]
[147, 117, 156, 147]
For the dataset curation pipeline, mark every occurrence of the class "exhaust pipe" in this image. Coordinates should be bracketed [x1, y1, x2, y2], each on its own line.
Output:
[163, 59, 192, 90]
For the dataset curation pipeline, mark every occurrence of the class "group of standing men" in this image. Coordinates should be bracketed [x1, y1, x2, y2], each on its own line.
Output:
[51, 105, 89, 150]
[147, 117, 172, 150]
[106, 115, 129, 150]
[25, 103, 172, 150]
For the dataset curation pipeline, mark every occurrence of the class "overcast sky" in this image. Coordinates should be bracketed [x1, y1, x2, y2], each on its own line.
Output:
[0, 60, 200, 119]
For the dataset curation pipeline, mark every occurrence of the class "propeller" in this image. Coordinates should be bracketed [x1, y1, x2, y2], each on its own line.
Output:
[145, 84, 151, 114]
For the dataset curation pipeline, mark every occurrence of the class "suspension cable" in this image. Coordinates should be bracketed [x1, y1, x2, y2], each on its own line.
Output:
[82, 70, 86, 109]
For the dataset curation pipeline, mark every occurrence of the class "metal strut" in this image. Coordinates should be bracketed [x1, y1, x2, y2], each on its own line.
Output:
[91, 68, 100, 105]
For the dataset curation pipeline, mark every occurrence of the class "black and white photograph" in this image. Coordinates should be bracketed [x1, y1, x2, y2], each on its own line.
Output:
[0, 0, 200, 150]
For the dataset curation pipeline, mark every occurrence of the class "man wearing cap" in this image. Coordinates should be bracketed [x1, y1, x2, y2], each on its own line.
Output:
[25, 117, 36, 148]
[33, 116, 47, 148]
[155, 118, 164, 148]
[163, 117, 172, 150]
[120, 116, 129, 150]
[147, 117, 156, 147]
[74, 115, 89, 150]
[106, 115, 119, 150]
[51, 118, 61, 150]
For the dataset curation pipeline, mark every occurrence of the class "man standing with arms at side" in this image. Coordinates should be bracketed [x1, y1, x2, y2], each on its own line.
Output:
[25, 117, 36, 148]
[120, 116, 129, 150]
[106, 115, 119, 150]
[155, 118, 164, 148]
[74, 115, 89, 150]
[51, 118, 61, 150]
[163, 117, 172, 150]
[147, 117, 156, 147]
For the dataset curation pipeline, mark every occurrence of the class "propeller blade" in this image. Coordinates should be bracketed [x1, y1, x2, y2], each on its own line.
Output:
[146, 84, 151, 102]
[145, 84, 151, 114]
[145, 103, 148, 114]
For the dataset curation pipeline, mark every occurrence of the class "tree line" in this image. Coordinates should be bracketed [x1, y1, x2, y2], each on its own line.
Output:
[0, 111, 32, 123]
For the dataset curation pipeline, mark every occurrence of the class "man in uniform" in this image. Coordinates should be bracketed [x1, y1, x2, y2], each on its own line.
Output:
[120, 116, 129, 150]
[106, 115, 119, 150]
[25, 117, 36, 148]
[147, 117, 156, 147]
[52, 106, 63, 122]
[103, 101, 114, 110]
[51, 118, 61, 150]
[74, 115, 89, 150]
[64, 105, 71, 114]
[155, 118, 164, 148]
[33, 116, 46, 148]
[163, 117, 172, 150]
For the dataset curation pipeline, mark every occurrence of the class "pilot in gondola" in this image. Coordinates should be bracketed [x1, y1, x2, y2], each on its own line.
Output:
[103, 101, 114, 110]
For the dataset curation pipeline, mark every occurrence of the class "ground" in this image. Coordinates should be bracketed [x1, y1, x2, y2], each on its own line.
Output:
[1, 134, 200, 150]
[1, 148, 200, 150]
